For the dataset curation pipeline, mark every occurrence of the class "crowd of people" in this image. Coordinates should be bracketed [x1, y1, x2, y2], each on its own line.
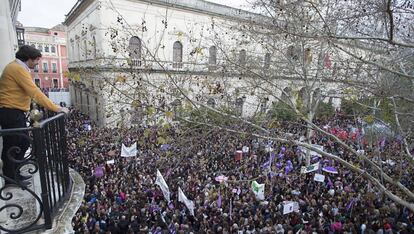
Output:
[67, 109, 414, 233]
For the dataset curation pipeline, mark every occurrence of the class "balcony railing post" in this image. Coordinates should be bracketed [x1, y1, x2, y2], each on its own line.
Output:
[32, 127, 53, 229]
[59, 116, 70, 188]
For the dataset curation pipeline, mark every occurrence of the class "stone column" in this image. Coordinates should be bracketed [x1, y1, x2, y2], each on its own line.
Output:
[0, 0, 17, 72]
[0, 0, 18, 223]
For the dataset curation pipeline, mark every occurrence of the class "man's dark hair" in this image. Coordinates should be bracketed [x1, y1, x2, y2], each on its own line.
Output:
[15, 45, 42, 62]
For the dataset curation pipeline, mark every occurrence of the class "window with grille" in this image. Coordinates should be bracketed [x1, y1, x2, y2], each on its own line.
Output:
[42, 62, 48, 73]
[52, 63, 57, 73]
[129, 36, 142, 66]
[173, 41, 183, 68]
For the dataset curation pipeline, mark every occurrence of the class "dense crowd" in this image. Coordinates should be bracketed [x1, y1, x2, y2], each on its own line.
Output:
[67, 110, 414, 233]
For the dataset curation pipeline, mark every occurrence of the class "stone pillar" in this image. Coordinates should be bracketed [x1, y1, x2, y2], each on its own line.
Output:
[0, 0, 18, 223]
[0, 0, 17, 72]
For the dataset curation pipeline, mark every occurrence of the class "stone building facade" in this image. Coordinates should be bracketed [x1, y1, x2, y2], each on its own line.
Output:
[64, 0, 345, 127]
[24, 25, 69, 90]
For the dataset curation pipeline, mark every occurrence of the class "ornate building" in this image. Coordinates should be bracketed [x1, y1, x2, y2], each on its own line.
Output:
[24, 24, 69, 90]
[64, 0, 344, 127]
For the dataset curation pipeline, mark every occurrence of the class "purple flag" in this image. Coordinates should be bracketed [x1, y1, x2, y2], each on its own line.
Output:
[322, 166, 338, 174]
[217, 191, 222, 208]
[168, 202, 174, 210]
[95, 166, 104, 178]
[312, 156, 320, 162]
[276, 162, 282, 169]
[346, 198, 356, 211]
[285, 160, 293, 174]
[327, 177, 333, 189]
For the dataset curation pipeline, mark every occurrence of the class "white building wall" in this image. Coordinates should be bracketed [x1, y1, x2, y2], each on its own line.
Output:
[65, 0, 344, 127]
[0, 0, 19, 72]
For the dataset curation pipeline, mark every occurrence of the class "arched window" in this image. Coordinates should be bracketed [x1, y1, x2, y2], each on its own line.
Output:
[38, 44, 43, 52]
[173, 41, 183, 68]
[209, 46, 217, 65]
[129, 36, 142, 66]
[264, 53, 271, 69]
[51, 45, 56, 53]
[239, 49, 246, 66]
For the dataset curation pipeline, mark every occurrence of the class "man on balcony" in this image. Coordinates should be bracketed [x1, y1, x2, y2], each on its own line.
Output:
[0, 45, 69, 186]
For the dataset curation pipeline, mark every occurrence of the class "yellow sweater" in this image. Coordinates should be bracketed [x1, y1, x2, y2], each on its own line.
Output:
[0, 61, 59, 112]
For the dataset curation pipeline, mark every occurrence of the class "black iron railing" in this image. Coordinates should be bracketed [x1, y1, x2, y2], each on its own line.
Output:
[0, 113, 72, 233]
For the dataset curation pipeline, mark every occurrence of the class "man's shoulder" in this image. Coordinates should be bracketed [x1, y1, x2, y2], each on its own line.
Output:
[4, 61, 29, 76]
[5, 61, 24, 71]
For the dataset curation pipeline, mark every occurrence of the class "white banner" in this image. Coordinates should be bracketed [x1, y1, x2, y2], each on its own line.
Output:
[106, 159, 115, 164]
[155, 170, 170, 203]
[299, 144, 324, 157]
[178, 187, 195, 216]
[121, 142, 138, 157]
[300, 162, 320, 174]
[283, 201, 299, 215]
[314, 173, 325, 182]
[251, 181, 265, 200]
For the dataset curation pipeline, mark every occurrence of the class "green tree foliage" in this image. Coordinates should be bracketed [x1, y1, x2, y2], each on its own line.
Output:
[268, 102, 298, 121]
[315, 102, 334, 119]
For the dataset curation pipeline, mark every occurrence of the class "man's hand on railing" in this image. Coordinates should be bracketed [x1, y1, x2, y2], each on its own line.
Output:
[58, 107, 70, 114]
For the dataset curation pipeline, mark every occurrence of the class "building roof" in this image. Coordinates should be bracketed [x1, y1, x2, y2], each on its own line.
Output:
[24, 27, 50, 33]
[64, 0, 263, 26]
[50, 24, 66, 32]
[24, 24, 66, 34]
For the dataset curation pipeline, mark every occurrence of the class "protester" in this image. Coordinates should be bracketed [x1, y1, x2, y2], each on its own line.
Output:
[67, 109, 414, 233]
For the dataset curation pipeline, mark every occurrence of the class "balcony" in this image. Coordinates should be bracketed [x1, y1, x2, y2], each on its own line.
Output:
[0, 112, 84, 233]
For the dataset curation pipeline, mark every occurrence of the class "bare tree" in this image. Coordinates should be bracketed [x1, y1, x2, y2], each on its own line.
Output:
[68, 0, 414, 211]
